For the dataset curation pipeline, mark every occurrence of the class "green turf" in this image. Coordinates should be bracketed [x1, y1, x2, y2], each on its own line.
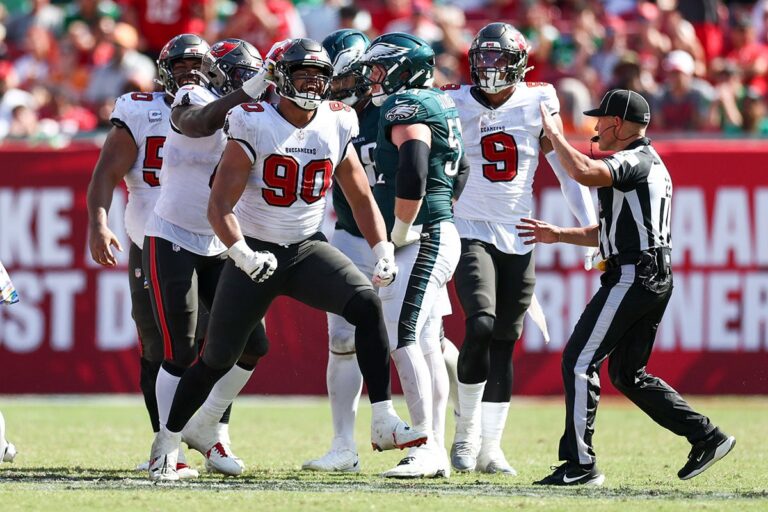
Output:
[0, 396, 765, 511]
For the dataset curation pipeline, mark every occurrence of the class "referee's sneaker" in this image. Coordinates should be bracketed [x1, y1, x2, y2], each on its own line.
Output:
[519, 89, 736, 486]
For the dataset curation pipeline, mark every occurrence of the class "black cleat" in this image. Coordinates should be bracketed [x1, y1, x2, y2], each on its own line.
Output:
[533, 461, 605, 486]
[678, 428, 736, 480]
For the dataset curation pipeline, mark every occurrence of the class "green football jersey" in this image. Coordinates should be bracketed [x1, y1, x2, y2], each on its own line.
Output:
[373, 88, 464, 232]
[333, 103, 381, 237]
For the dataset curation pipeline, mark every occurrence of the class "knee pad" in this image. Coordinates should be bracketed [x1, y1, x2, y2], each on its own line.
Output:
[328, 313, 357, 354]
[465, 313, 495, 346]
[342, 289, 382, 327]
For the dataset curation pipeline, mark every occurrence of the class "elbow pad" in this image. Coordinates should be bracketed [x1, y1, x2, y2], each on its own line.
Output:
[395, 139, 430, 200]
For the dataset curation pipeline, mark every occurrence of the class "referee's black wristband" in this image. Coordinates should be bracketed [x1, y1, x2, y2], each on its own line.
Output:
[396, 139, 430, 200]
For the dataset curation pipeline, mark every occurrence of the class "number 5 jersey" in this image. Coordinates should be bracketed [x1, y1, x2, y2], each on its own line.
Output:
[224, 100, 359, 245]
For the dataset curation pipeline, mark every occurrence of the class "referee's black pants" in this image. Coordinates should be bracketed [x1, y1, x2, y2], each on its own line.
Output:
[558, 256, 715, 466]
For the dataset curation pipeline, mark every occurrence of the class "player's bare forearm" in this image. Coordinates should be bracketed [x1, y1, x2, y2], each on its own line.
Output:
[173, 90, 251, 138]
[351, 196, 388, 248]
[518, 218, 599, 247]
[394, 198, 421, 224]
[87, 126, 136, 228]
[208, 141, 251, 247]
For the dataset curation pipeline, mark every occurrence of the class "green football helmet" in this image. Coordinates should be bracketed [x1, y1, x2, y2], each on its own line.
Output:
[358, 32, 435, 106]
[321, 29, 370, 106]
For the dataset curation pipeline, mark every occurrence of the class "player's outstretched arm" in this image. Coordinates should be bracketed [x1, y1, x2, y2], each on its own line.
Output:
[172, 89, 252, 138]
[86, 126, 136, 266]
[539, 103, 612, 187]
[208, 140, 277, 283]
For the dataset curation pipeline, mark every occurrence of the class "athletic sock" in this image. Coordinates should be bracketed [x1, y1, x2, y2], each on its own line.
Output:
[424, 347, 449, 450]
[480, 401, 510, 454]
[391, 344, 433, 433]
[327, 351, 363, 451]
[454, 381, 485, 445]
[198, 363, 253, 425]
[155, 366, 181, 428]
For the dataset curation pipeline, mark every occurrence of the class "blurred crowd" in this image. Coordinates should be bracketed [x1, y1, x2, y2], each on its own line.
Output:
[1, 0, 768, 144]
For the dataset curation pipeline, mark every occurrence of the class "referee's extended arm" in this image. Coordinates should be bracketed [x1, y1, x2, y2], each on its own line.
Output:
[539, 103, 613, 187]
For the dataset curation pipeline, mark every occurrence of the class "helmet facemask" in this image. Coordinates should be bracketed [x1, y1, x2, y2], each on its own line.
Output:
[277, 63, 333, 110]
[470, 47, 529, 94]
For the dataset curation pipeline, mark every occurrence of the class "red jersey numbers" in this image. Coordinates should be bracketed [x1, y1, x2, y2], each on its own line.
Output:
[481, 132, 518, 182]
[241, 103, 264, 113]
[142, 136, 165, 186]
[262, 155, 333, 207]
[131, 92, 155, 102]
[440, 84, 461, 91]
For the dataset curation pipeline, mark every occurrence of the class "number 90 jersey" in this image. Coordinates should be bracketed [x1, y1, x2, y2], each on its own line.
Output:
[225, 101, 359, 245]
[374, 88, 463, 231]
[110, 91, 169, 249]
[444, 83, 559, 225]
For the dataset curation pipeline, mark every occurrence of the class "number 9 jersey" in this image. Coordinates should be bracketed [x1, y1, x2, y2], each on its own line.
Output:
[444, 83, 559, 227]
[224, 100, 359, 245]
[373, 88, 464, 231]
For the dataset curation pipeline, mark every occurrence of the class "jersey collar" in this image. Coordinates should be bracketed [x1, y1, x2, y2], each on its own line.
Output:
[624, 137, 652, 150]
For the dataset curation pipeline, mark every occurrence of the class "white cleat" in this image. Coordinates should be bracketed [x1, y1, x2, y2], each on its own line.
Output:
[135, 460, 150, 471]
[371, 414, 428, 452]
[2, 442, 16, 463]
[176, 448, 199, 479]
[382, 446, 445, 479]
[148, 428, 181, 481]
[183, 415, 244, 476]
[302, 448, 360, 473]
[450, 440, 478, 472]
[476, 448, 517, 476]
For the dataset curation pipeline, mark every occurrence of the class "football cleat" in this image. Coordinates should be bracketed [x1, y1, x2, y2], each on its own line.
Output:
[135, 460, 150, 471]
[148, 427, 181, 481]
[371, 414, 428, 452]
[382, 446, 445, 479]
[2, 442, 16, 463]
[533, 461, 605, 486]
[476, 448, 517, 475]
[302, 448, 360, 473]
[450, 440, 478, 472]
[176, 448, 199, 479]
[678, 428, 736, 480]
[183, 414, 244, 476]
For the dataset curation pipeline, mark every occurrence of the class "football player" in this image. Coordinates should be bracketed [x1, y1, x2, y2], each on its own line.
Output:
[442, 23, 596, 475]
[86, 33, 211, 478]
[303, 30, 463, 475]
[359, 33, 468, 478]
[148, 38, 426, 482]
[142, 38, 272, 479]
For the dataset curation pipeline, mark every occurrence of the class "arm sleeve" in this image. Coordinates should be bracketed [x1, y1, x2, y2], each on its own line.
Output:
[545, 150, 596, 226]
[452, 153, 470, 201]
[395, 139, 430, 200]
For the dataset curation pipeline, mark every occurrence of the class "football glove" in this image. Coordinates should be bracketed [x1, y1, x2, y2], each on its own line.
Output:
[390, 218, 422, 248]
[372, 241, 397, 287]
[228, 239, 277, 283]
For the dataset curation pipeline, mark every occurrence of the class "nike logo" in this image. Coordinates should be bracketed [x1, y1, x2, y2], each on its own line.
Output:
[394, 99, 410, 105]
[562, 473, 585, 483]
[695, 452, 705, 462]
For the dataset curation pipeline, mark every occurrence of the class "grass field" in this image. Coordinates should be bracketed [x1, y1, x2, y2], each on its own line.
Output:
[0, 396, 765, 511]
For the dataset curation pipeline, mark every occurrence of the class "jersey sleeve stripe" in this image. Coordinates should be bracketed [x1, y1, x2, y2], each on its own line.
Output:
[110, 117, 136, 145]
[230, 137, 257, 164]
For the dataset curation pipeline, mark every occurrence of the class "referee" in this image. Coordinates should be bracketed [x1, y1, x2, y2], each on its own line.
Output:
[518, 89, 736, 486]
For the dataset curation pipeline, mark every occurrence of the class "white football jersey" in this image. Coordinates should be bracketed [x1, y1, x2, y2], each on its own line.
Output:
[110, 91, 169, 249]
[225, 101, 358, 244]
[149, 84, 227, 255]
[447, 83, 559, 224]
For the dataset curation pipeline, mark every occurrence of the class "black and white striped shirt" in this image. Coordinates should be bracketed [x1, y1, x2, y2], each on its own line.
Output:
[598, 138, 672, 260]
